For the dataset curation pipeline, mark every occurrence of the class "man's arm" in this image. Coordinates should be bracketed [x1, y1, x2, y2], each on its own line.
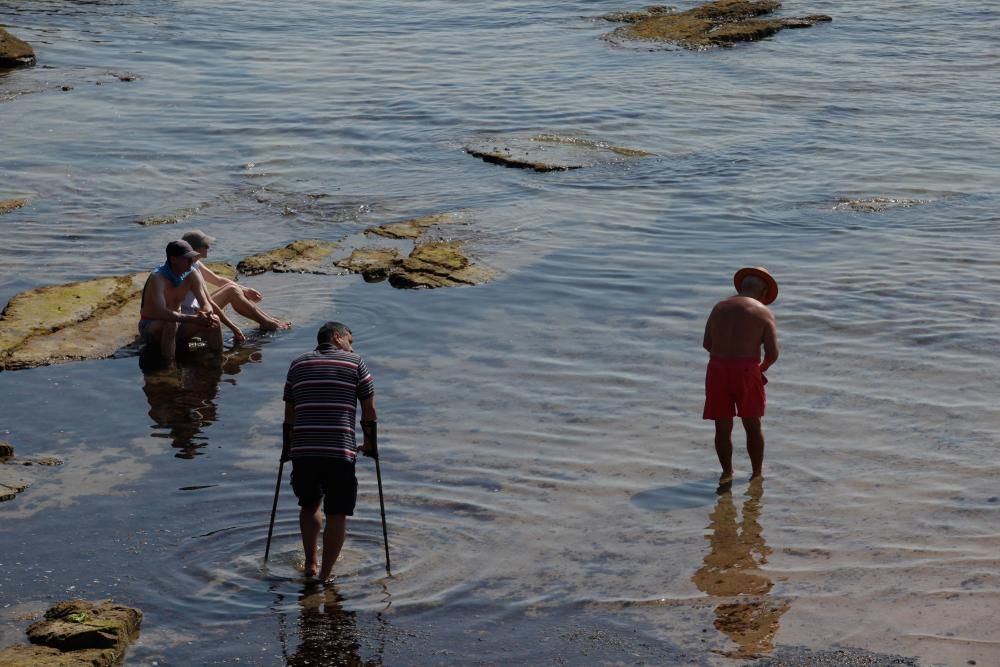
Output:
[282, 400, 295, 462]
[360, 395, 378, 457]
[760, 311, 779, 373]
[702, 314, 714, 354]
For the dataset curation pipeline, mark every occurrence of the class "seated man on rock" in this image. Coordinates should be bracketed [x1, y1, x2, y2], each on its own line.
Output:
[138, 239, 222, 362]
[181, 230, 292, 338]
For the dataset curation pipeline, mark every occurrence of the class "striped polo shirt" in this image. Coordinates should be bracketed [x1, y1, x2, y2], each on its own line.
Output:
[283, 343, 375, 462]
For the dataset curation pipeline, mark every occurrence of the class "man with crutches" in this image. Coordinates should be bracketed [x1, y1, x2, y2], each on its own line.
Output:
[278, 321, 379, 581]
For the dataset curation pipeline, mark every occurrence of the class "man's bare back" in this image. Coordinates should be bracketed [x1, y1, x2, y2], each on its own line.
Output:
[703, 296, 778, 370]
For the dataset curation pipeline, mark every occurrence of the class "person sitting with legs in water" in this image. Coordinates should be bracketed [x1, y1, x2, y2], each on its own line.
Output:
[181, 230, 292, 337]
[138, 240, 223, 363]
[702, 267, 780, 484]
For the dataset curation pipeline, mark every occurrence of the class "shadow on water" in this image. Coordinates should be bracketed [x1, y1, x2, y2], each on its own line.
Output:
[631, 476, 721, 511]
[139, 343, 263, 459]
[692, 479, 789, 659]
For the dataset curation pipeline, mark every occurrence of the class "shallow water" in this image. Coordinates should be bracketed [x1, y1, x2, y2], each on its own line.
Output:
[2, 0, 999, 664]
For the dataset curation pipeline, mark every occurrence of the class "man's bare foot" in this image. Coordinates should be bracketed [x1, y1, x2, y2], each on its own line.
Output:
[259, 318, 291, 332]
[719, 471, 734, 484]
[304, 561, 319, 578]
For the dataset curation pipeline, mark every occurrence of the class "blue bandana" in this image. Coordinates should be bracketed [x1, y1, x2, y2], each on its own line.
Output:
[154, 262, 192, 288]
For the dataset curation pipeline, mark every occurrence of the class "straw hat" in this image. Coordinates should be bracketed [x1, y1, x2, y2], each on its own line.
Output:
[733, 267, 778, 305]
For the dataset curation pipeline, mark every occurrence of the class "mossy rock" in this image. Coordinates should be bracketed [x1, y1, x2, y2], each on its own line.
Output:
[337, 248, 401, 282]
[0, 28, 35, 68]
[27, 600, 142, 653]
[603, 1, 831, 49]
[0, 198, 28, 215]
[237, 240, 337, 275]
[0, 273, 146, 370]
[365, 213, 460, 239]
[466, 134, 651, 171]
[388, 241, 492, 289]
[0, 644, 120, 667]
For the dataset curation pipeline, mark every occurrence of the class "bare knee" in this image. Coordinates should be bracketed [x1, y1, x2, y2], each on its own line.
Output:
[741, 417, 762, 436]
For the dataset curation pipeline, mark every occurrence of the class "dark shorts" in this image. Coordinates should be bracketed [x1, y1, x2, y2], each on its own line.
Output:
[290, 457, 357, 516]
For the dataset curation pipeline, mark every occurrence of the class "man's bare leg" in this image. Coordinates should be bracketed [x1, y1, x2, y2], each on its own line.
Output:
[156, 321, 178, 363]
[299, 500, 322, 577]
[319, 514, 346, 582]
[211, 284, 290, 331]
[714, 418, 735, 482]
[741, 417, 765, 479]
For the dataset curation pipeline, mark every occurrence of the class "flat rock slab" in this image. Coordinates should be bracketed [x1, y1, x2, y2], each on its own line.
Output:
[466, 134, 652, 171]
[388, 241, 492, 289]
[337, 248, 402, 282]
[0, 644, 121, 667]
[365, 213, 462, 239]
[237, 240, 337, 275]
[0, 263, 237, 370]
[0, 198, 28, 215]
[27, 600, 141, 657]
[134, 203, 209, 226]
[831, 197, 928, 213]
[0, 28, 35, 68]
[602, 1, 831, 49]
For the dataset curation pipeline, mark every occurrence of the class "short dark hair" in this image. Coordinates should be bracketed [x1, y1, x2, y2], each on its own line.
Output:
[317, 321, 350, 344]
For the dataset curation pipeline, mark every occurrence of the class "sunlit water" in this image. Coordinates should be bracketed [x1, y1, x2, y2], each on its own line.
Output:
[2, 1, 999, 665]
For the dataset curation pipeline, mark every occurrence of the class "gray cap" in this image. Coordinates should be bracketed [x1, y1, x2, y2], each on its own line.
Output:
[181, 229, 215, 250]
[166, 239, 200, 259]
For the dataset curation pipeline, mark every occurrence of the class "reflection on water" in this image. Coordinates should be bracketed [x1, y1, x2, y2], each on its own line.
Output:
[692, 479, 789, 659]
[140, 345, 263, 458]
[288, 584, 383, 667]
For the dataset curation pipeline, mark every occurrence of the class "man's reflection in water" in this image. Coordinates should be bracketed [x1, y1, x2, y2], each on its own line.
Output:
[140, 344, 262, 458]
[692, 479, 789, 659]
[289, 584, 382, 667]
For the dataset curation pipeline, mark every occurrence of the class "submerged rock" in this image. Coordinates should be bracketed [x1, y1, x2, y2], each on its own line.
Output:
[0, 28, 35, 68]
[466, 134, 651, 171]
[27, 600, 141, 653]
[388, 241, 492, 289]
[0, 263, 237, 370]
[237, 240, 337, 275]
[602, 1, 831, 49]
[0, 644, 122, 667]
[831, 197, 928, 213]
[0, 198, 28, 215]
[366, 213, 461, 239]
[337, 248, 401, 282]
[0, 467, 31, 502]
[134, 203, 208, 226]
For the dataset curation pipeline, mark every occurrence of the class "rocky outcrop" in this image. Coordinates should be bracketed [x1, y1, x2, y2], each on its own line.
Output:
[0, 263, 237, 370]
[388, 241, 492, 289]
[0, 600, 143, 666]
[337, 248, 401, 282]
[602, 1, 831, 49]
[0, 28, 35, 68]
[237, 240, 337, 275]
[339, 243, 490, 289]
[0, 198, 28, 215]
[366, 213, 461, 239]
[0, 274, 147, 371]
[0, 440, 12, 459]
[831, 197, 928, 213]
[466, 134, 651, 171]
[27, 600, 142, 653]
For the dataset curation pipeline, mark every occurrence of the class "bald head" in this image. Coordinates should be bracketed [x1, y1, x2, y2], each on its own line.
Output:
[738, 275, 767, 300]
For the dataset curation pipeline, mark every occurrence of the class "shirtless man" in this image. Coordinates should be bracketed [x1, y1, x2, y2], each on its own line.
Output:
[138, 240, 222, 363]
[180, 230, 291, 338]
[702, 267, 779, 483]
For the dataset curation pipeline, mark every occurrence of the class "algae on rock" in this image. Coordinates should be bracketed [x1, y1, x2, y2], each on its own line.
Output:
[337, 248, 401, 282]
[0, 28, 35, 68]
[0, 198, 28, 215]
[602, 0, 831, 49]
[365, 213, 461, 239]
[237, 240, 337, 275]
[388, 241, 492, 289]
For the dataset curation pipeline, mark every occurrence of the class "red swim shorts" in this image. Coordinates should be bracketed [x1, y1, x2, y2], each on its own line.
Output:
[703, 357, 766, 420]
